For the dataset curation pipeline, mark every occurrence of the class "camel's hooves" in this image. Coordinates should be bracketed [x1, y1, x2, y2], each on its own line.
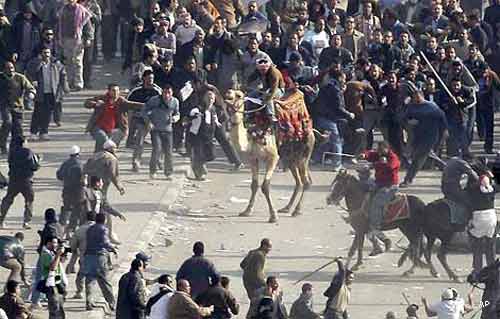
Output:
[291, 211, 302, 217]
[351, 263, 363, 271]
[239, 210, 252, 217]
[278, 208, 290, 214]
[268, 215, 278, 223]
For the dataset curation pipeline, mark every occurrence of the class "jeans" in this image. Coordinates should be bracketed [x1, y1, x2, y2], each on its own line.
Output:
[60, 190, 85, 232]
[150, 130, 173, 176]
[92, 128, 125, 152]
[132, 120, 149, 165]
[369, 186, 398, 229]
[447, 120, 467, 157]
[0, 108, 23, 151]
[363, 110, 383, 150]
[465, 106, 476, 147]
[31, 258, 42, 304]
[403, 144, 432, 184]
[30, 94, 55, 135]
[0, 178, 34, 223]
[314, 117, 343, 168]
[84, 254, 115, 308]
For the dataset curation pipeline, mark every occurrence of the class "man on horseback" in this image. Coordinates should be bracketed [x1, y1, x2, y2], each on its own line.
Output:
[359, 141, 400, 256]
[441, 157, 479, 225]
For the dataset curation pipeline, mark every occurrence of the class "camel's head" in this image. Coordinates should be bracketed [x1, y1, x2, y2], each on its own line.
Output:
[326, 168, 351, 206]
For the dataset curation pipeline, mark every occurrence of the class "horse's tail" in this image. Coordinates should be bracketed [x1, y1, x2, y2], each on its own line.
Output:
[409, 196, 428, 269]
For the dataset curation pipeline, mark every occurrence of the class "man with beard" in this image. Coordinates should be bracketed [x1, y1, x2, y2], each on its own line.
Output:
[303, 17, 330, 60]
[318, 34, 354, 72]
[175, 28, 206, 71]
[341, 16, 366, 61]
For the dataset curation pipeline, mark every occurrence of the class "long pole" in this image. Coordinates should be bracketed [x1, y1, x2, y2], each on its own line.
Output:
[419, 51, 458, 105]
[293, 259, 338, 285]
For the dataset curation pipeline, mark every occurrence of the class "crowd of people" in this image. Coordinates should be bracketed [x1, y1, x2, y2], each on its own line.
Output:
[0, 0, 497, 318]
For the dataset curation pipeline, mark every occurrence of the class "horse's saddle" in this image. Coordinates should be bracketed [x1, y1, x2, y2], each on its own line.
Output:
[383, 194, 410, 225]
[440, 198, 470, 230]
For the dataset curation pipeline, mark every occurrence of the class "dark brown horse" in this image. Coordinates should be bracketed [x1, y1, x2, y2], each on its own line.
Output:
[326, 170, 427, 275]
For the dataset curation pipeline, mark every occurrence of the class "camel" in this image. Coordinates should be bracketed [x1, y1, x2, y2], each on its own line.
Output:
[237, 89, 315, 223]
[224, 89, 248, 154]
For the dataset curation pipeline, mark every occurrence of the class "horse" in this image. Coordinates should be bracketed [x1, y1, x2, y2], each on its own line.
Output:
[239, 90, 315, 223]
[326, 169, 427, 274]
[467, 259, 500, 318]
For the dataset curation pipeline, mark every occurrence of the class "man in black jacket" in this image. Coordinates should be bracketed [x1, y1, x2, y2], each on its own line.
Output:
[312, 71, 354, 171]
[197, 274, 239, 319]
[56, 145, 85, 234]
[176, 241, 219, 299]
[0, 137, 39, 229]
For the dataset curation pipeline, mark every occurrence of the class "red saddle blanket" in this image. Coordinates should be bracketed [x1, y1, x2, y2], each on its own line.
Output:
[276, 90, 313, 143]
[383, 194, 410, 224]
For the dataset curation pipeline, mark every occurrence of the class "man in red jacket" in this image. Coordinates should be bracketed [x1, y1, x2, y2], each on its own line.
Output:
[360, 141, 400, 256]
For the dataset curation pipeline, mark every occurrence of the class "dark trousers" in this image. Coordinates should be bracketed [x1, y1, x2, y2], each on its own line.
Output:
[477, 107, 494, 152]
[101, 15, 118, 60]
[54, 102, 62, 124]
[214, 125, 241, 165]
[30, 94, 55, 135]
[83, 42, 94, 86]
[469, 235, 496, 273]
[0, 178, 34, 223]
[0, 109, 23, 151]
[173, 120, 185, 150]
[404, 144, 432, 184]
[47, 288, 66, 319]
[190, 135, 208, 179]
[132, 120, 149, 163]
[150, 130, 173, 176]
[60, 190, 85, 232]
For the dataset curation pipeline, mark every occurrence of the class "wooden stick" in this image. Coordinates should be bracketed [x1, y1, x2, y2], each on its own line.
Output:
[419, 51, 458, 105]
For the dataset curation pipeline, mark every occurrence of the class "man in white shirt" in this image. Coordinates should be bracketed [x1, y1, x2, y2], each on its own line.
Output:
[421, 288, 473, 319]
[147, 274, 175, 319]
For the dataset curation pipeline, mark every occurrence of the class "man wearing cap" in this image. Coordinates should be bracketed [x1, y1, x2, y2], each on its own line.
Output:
[56, 145, 86, 233]
[57, 0, 94, 91]
[84, 83, 144, 151]
[0, 137, 39, 229]
[422, 288, 473, 319]
[247, 58, 285, 123]
[127, 70, 162, 172]
[26, 47, 69, 141]
[0, 61, 36, 154]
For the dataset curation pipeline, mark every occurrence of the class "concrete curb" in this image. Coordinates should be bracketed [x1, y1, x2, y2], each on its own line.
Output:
[86, 165, 189, 318]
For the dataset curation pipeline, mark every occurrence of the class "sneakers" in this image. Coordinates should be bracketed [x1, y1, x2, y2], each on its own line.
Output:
[149, 173, 157, 180]
[28, 134, 38, 142]
[399, 180, 411, 188]
[23, 222, 31, 230]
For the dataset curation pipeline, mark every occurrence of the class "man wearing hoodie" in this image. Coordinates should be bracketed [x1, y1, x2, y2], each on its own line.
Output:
[11, 2, 41, 72]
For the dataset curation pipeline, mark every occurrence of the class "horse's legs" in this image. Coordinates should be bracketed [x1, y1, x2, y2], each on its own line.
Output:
[437, 241, 461, 282]
[424, 237, 439, 278]
[240, 158, 259, 216]
[278, 165, 301, 214]
[291, 163, 310, 216]
[262, 154, 279, 223]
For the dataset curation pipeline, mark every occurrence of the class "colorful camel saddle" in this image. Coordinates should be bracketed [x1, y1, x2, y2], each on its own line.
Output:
[276, 90, 313, 143]
[383, 194, 410, 225]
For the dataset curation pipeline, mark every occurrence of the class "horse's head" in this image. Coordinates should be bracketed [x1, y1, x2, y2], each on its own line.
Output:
[467, 258, 500, 284]
[326, 169, 353, 206]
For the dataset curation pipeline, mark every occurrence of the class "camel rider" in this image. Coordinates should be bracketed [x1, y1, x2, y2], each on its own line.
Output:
[441, 157, 478, 225]
[247, 58, 286, 123]
[359, 141, 400, 256]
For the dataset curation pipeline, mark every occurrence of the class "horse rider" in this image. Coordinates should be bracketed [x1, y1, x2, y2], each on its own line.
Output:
[246, 58, 286, 123]
[441, 157, 478, 225]
[359, 141, 400, 256]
